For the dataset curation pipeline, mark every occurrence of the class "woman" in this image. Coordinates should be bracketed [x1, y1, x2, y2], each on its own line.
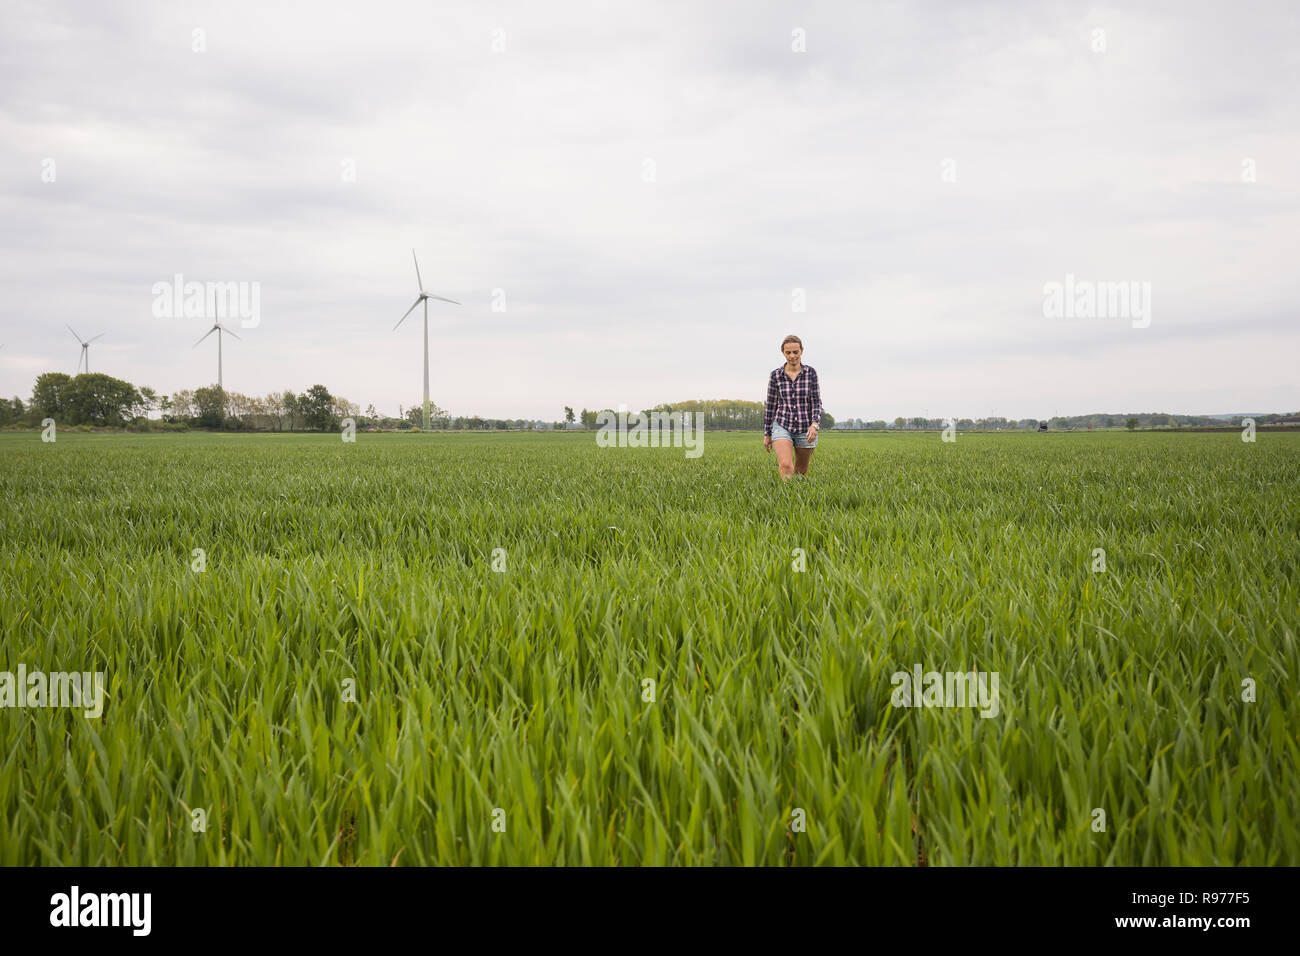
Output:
[763, 334, 822, 480]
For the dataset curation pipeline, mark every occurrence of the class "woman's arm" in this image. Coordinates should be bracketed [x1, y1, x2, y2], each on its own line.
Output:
[810, 368, 822, 427]
[763, 371, 778, 437]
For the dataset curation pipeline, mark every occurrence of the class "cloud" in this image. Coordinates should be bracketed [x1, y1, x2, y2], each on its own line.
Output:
[0, 0, 1297, 419]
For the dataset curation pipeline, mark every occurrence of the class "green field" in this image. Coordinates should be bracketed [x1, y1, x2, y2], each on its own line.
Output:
[1, 430, 1296, 865]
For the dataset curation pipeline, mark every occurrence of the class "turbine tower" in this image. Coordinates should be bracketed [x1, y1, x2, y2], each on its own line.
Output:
[67, 326, 104, 373]
[393, 249, 460, 430]
[193, 320, 240, 390]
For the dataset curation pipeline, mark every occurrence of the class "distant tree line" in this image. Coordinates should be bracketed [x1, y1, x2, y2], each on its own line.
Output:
[569, 400, 834, 431]
[2, 372, 360, 431]
[393, 399, 554, 430]
[829, 412, 1300, 431]
[0, 371, 555, 432]
[168, 384, 359, 431]
[4, 373, 1295, 434]
[550, 404, 1300, 433]
[16, 372, 151, 427]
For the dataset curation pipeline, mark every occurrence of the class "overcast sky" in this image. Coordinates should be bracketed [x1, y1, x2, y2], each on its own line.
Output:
[1, 0, 1296, 420]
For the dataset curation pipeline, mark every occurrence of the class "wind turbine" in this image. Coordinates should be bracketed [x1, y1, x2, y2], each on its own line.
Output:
[193, 320, 240, 390]
[67, 325, 104, 373]
[393, 249, 460, 430]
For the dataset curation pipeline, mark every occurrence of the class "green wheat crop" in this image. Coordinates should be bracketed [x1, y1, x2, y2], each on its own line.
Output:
[0, 430, 1296, 865]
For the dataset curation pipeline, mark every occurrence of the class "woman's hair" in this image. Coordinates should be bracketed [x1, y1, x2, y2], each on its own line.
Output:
[781, 334, 803, 350]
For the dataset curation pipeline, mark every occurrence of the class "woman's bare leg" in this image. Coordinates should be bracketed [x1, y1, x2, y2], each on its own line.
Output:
[774, 439, 795, 480]
[794, 446, 814, 475]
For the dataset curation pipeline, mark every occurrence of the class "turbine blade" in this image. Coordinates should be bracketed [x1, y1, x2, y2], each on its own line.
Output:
[67, 325, 83, 344]
[193, 327, 217, 348]
[412, 249, 424, 291]
[87, 332, 106, 343]
[393, 296, 422, 330]
[426, 294, 461, 305]
[217, 323, 241, 340]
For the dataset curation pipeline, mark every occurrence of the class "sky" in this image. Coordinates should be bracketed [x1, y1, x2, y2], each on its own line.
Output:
[1, 0, 1297, 421]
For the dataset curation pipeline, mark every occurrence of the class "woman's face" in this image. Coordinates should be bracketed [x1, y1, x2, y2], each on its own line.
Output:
[783, 343, 802, 364]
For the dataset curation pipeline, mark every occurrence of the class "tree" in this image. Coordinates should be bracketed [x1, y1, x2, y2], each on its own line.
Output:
[246, 393, 270, 429]
[894, 416, 905, 429]
[0, 396, 24, 426]
[224, 390, 252, 427]
[31, 372, 73, 419]
[564, 406, 575, 427]
[193, 386, 227, 428]
[60, 373, 143, 426]
[283, 391, 298, 431]
[137, 386, 158, 420]
[299, 384, 335, 431]
[166, 390, 195, 421]
[405, 399, 447, 427]
[331, 395, 359, 428]
[820, 411, 835, 429]
[263, 392, 286, 431]
[580, 407, 597, 429]
[1126, 417, 1138, 431]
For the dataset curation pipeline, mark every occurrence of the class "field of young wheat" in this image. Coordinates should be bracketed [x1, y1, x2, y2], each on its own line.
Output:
[0, 429, 1296, 865]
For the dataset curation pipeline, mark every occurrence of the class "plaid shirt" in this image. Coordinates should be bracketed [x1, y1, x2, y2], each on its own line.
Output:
[764, 364, 822, 437]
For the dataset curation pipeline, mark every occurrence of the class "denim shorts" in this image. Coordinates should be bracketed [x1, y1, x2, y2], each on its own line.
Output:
[771, 423, 818, 448]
